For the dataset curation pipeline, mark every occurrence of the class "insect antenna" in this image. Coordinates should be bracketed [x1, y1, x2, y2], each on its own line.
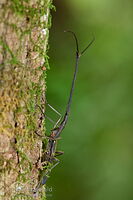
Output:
[62, 31, 94, 125]
[64, 30, 79, 54]
[80, 35, 95, 55]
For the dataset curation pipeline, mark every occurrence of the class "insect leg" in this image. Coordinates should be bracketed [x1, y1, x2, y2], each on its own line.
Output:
[33, 158, 60, 194]
[40, 159, 60, 185]
[36, 104, 56, 125]
[46, 101, 62, 128]
[55, 151, 64, 157]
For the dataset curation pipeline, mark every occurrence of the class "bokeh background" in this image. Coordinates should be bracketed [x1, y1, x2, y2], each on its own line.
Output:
[46, 0, 133, 200]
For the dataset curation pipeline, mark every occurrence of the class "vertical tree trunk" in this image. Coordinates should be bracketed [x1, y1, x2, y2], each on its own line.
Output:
[0, 0, 52, 199]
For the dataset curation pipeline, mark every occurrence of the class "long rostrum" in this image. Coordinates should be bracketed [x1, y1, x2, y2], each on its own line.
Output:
[61, 34, 95, 129]
[57, 31, 79, 130]
[62, 52, 79, 125]
[54, 32, 94, 136]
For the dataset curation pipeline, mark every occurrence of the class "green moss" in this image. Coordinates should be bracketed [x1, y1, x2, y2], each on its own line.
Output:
[0, 38, 21, 65]
[0, 0, 55, 198]
[10, 0, 29, 16]
[12, 193, 34, 200]
[0, 156, 5, 172]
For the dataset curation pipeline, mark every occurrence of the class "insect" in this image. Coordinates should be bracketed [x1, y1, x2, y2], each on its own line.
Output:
[34, 31, 94, 193]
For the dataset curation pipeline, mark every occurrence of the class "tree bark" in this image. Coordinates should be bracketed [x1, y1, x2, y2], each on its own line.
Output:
[0, 0, 52, 199]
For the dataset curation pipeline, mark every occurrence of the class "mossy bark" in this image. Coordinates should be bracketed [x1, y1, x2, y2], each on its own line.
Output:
[0, 0, 52, 199]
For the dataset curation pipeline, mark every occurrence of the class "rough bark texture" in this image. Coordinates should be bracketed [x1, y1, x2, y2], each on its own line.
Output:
[0, 0, 52, 199]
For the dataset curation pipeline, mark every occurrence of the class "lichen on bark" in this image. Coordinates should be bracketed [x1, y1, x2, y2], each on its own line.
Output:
[0, 0, 52, 199]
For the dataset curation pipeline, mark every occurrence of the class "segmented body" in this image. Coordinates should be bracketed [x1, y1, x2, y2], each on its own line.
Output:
[34, 31, 94, 193]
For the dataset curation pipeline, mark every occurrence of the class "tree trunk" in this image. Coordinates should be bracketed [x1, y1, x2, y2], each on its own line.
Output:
[0, 0, 52, 199]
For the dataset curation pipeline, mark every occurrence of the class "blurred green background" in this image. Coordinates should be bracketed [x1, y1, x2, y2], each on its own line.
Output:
[45, 0, 133, 200]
